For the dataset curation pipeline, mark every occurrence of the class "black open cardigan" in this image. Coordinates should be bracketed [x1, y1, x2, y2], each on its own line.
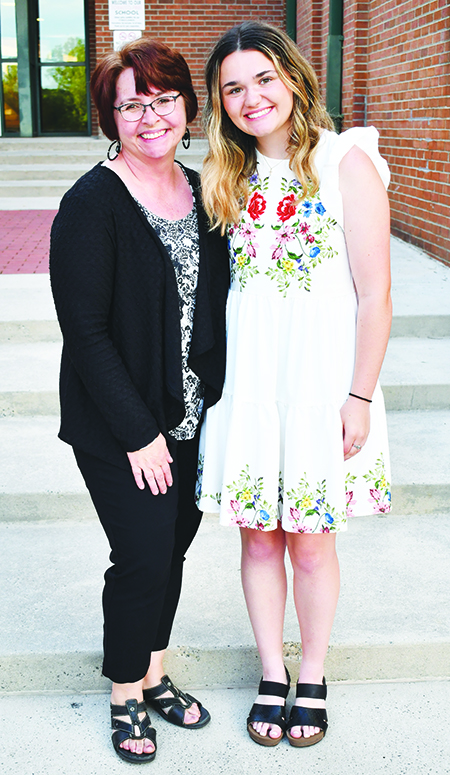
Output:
[50, 162, 230, 469]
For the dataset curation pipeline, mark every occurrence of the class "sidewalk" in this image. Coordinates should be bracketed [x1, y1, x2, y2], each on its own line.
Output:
[1, 680, 449, 775]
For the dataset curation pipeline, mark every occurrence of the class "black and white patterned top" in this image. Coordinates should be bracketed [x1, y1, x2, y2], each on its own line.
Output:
[135, 173, 204, 441]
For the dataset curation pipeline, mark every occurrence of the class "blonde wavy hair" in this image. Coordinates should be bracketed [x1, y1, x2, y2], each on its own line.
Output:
[202, 21, 334, 233]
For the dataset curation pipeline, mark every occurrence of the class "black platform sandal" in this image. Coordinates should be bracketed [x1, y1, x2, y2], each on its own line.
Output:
[286, 677, 328, 747]
[247, 667, 291, 747]
[143, 674, 211, 729]
[111, 698, 157, 764]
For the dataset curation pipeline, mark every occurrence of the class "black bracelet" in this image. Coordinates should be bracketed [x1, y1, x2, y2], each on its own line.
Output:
[349, 392, 372, 403]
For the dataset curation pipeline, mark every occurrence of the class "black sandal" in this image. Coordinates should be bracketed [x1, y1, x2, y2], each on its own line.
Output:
[143, 674, 211, 729]
[111, 698, 157, 764]
[247, 667, 291, 747]
[286, 677, 328, 747]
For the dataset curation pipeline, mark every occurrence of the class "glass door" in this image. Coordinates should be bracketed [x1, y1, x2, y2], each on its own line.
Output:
[36, 0, 89, 133]
[0, 0, 19, 133]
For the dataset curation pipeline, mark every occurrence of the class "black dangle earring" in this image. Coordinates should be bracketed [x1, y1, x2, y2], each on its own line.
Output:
[107, 139, 122, 161]
[181, 128, 191, 150]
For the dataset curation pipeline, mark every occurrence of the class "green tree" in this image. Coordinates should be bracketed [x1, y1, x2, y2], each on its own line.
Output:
[2, 64, 19, 131]
[47, 38, 87, 131]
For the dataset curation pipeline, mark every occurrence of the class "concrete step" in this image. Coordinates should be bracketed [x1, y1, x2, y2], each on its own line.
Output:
[0, 164, 101, 181]
[0, 136, 110, 150]
[0, 136, 208, 153]
[0, 320, 61, 344]
[0, 411, 449, 521]
[2, 235, 449, 334]
[380, 336, 450, 410]
[0, 510, 449, 693]
[0, 342, 61, 393]
[0, 179, 83, 197]
[0, 151, 108, 165]
[2, 313, 449, 344]
[390, 314, 450, 338]
[1, 682, 449, 775]
[0, 276, 58, 343]
[0, 275, 55, 314]
[389, 237, 450, 320]
[0, 149, 207, 167]
[1, 335, 449, 415]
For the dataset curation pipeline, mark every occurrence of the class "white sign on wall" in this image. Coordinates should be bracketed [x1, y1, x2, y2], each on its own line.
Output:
[109, 0, 145, 31]
[113, 30, 142, 50]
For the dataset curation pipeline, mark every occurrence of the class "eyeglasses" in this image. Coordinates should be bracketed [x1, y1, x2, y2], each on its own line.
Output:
[114, 93, 182, 122]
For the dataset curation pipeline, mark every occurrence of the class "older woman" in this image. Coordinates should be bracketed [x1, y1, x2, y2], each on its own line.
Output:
[50, 39, 229, 763]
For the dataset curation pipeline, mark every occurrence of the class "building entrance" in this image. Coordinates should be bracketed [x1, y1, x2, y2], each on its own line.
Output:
[0, 0, 89, 136]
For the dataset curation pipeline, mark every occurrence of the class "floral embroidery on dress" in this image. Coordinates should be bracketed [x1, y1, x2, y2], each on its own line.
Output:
[286, 476, 347, 533]
[345, 472, 357, 517]
[248, 191, 266, 221]
[265, 177, 338, 296]
[226, 465, 277, 530]
[363, 454, 391, 513]
[229, 169, 338, 294]
[228, 175, 267, 289]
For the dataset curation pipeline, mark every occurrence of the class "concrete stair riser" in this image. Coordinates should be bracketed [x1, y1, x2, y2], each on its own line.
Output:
[1, 316, 450, 344]
[390, 315, 450, 338]
[1, 482, 449, 523]
[0, 166, 104, 181]
[1, 511, 449, 692]
[0, 321, 61, 344]
[0, 181, 88, 198]
[2, 643, 450, 693]
[1, 387, 449, 417]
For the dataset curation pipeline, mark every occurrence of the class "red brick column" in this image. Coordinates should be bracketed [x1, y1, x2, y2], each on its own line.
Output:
[365, 0, 450, 265]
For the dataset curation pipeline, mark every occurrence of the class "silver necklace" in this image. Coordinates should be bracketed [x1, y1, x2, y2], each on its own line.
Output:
[258, 154, 287, 177]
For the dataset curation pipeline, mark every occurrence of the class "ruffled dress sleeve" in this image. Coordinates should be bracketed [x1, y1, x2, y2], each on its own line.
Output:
[314, 126, 390, 229]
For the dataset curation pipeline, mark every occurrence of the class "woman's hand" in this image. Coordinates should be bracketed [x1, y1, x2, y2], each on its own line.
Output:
[341, 396, 371, 461]
[127, 433, 173, 494]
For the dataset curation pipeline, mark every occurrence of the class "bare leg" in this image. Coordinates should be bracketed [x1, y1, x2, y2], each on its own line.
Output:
[285, 532, 340, 739]
[111, 679, 155, 756]
[240, 524, 288, 740]
[142, 650, 201, 724]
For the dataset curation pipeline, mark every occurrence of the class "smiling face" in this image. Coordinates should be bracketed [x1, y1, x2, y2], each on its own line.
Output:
[113, 67, 187, 164]
[219, 49, 294, 155]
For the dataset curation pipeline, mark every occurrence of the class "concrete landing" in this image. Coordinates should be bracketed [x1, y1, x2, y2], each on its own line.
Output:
[1, 681, 449, 775]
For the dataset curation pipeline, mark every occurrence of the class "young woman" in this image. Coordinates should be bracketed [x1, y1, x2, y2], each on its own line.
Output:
[197, 21, 392, 748]
[50, 39, 229, 763]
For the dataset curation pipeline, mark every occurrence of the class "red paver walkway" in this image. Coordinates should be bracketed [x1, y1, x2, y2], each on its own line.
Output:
[0, 210, 57, 274]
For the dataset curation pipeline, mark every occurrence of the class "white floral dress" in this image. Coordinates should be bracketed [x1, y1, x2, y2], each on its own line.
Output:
[196, 126, 392, 533]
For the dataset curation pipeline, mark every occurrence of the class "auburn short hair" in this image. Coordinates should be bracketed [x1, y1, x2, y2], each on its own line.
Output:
[90, 38, 198, 140]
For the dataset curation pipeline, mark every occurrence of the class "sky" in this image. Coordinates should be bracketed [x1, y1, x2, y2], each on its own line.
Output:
[1, 0, 85, 60]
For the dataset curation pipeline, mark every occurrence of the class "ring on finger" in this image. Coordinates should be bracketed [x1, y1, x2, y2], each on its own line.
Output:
[352, 443, 362, 450]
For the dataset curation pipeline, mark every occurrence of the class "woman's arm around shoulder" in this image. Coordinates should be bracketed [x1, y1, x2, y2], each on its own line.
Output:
[339, 144, 392, 460]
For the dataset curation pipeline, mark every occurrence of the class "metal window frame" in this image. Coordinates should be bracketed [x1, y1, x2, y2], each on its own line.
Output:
[326, 0, 344, 133]
[2, 0, 90, 137]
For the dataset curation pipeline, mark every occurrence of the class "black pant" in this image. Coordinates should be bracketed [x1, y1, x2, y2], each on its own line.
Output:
[74, 433, 202, 684]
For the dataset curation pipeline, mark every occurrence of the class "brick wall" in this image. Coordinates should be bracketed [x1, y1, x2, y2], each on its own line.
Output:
[342, 0, 450, 265]
[296, 0, 327, 94]
[91, 1, 285, 138]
